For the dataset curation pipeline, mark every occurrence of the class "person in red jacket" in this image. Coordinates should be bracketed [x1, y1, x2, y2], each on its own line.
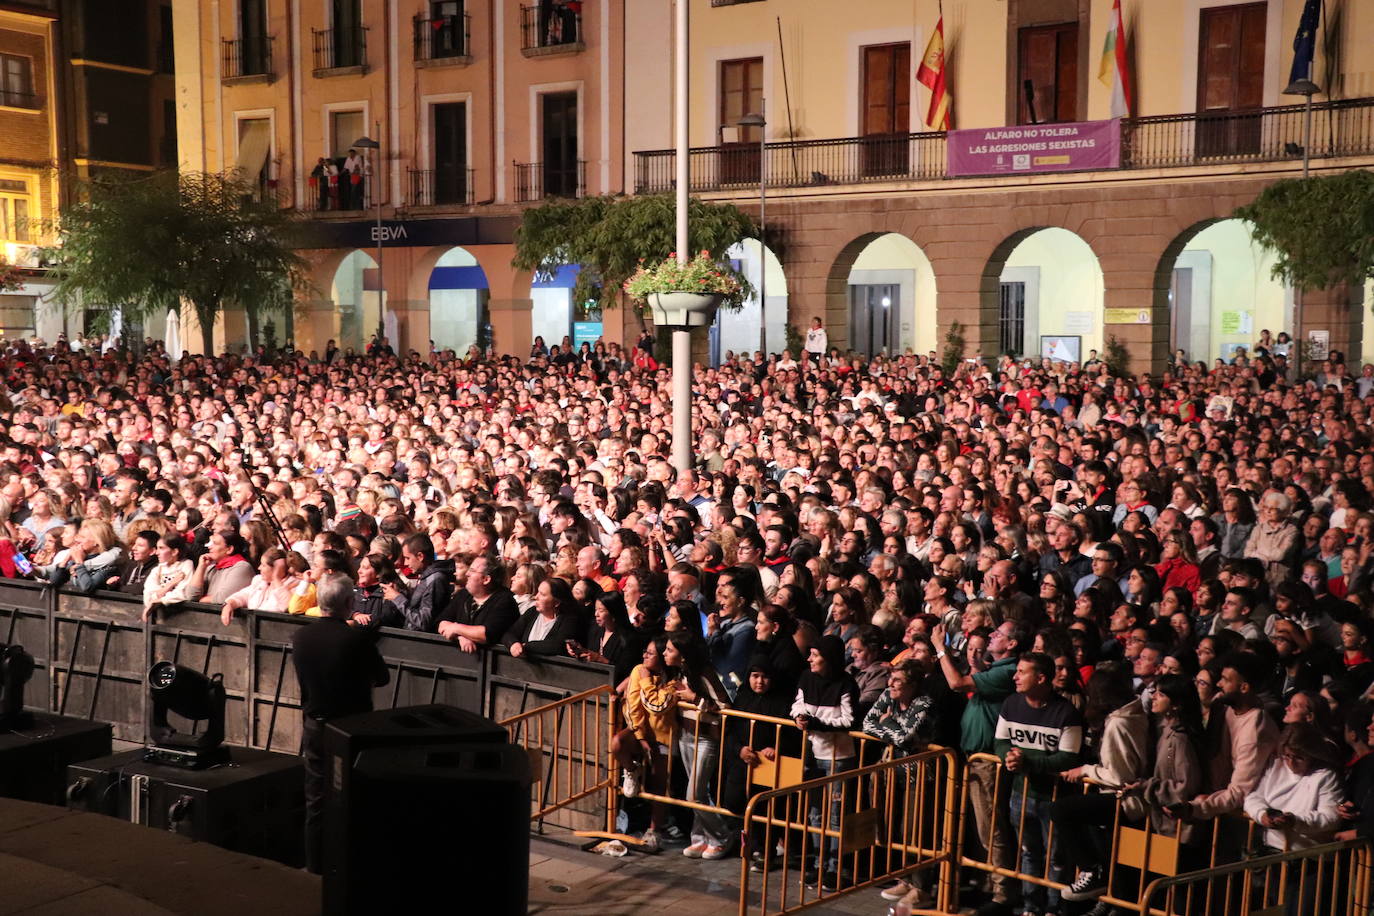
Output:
[1155, 532, 1201, 597]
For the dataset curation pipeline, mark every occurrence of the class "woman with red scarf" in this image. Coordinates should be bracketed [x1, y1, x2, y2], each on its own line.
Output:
[1155, 532, 1201, 597]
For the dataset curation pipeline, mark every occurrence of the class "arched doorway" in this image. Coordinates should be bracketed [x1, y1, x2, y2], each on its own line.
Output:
[428, 247, 489, 357]
[1157, 218, 1290, 366]
[530, 264, 582, 354]
[331, 249, 379, 354]
[719, 239, 788, 361]
[845, 233, 937, 359]
[988, 228, 1103, 362]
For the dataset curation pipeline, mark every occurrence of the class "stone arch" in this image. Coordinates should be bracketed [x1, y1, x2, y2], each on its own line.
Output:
[1153, 217, 1290, 366]
[980, 227, 1105, 362]
[719, 238, 788, 359]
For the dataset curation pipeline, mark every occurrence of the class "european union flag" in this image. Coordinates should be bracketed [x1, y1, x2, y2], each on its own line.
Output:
[1289, 0, 1321, 86]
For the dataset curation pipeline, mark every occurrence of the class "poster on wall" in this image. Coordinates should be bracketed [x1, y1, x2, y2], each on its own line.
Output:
[1041, 335, 1081, 364]
[573, 321, 604, 350]
[1308, 329, 1330, 360]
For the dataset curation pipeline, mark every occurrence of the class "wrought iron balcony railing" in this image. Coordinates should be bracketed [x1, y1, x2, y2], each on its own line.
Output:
[633, 97, 1374, 194]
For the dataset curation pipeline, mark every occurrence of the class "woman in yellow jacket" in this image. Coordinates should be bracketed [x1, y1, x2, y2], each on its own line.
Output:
[612, 634, 677, 850]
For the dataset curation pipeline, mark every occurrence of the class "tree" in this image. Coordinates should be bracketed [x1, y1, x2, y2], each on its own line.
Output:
[1235, 169, 1374, 293]
[512, 193, 758, 331]
[47, 171, 311, 355]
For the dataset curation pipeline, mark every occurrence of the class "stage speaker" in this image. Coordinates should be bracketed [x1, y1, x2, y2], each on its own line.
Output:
[321, 705, 529, 916]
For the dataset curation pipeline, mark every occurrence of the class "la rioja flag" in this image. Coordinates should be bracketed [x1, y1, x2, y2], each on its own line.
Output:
[1098, 0, 1132, 118]
[918, 16, 950, 130]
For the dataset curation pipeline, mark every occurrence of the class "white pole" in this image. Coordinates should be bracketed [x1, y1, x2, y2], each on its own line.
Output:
[758, 97, 767, 357]
[671, 0, 692, 473]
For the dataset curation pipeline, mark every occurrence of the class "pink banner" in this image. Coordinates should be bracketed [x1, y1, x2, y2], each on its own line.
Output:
[947, 119, 1122, 177]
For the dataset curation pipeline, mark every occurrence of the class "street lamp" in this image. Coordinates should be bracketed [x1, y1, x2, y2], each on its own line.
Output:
[351, 133, 385, 347]
[1283, 76, 1320, 179]
[737, 106, 767, 357]
[1282, 75, 1320, 363]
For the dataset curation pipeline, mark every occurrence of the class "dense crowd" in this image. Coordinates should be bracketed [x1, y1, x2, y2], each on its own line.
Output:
[1, 324, 1372, 916]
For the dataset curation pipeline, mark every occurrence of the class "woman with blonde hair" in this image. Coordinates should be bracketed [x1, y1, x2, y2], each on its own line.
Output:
[36, 518, 124, 593]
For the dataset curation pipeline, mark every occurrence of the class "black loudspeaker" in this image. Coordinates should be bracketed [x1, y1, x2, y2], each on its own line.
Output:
[321, 705, 530, 916]
[66, 747, 304, 866]
[0, 713, 110, 805]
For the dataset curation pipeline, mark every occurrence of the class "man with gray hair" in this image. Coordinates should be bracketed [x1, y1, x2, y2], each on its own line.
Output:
[292, 573, 389, 874]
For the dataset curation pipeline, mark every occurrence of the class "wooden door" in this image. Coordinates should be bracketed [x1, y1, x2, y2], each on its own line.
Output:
[1196, 3, 1266, 158]
[862, 43, 911, 176]
[719, 57, 763, 185]
[1018, 23, 1078, 124]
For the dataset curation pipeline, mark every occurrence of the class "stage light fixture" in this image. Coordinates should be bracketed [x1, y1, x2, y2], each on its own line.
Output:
[145, 661, 229, 768]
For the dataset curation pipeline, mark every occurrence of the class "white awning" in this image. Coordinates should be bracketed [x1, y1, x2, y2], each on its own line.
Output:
[235, 120, 272, 178]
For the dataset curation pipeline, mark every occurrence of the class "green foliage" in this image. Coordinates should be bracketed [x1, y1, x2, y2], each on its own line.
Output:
[1103, 335, 1131, 376]
[1235, 170, 1374, 292]
[47, 170, 312, 354]
[623, 250, 751, 310]
[941, 321, 966, 375]
[784, 321, 805, 359]
[512, 193, 758, 314]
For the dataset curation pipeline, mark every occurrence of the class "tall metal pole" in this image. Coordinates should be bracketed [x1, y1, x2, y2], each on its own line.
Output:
[757, 98, 767, 357]
[671, 0, 692, 473]
[374, 138, 385, 348]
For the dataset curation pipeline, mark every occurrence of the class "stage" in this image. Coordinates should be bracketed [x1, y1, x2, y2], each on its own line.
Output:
[0, 798, 318, 915]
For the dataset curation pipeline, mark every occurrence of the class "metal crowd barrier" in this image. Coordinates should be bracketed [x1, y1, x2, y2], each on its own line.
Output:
[0, 581, 614, 755]
[498, 684, 619, 833]
[739, 746, 960, 916]
[629, 702, 897, 830]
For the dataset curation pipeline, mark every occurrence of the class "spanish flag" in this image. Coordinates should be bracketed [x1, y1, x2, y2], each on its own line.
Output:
[1098, 0, 1132, 118]
[918, 16, 951, 130]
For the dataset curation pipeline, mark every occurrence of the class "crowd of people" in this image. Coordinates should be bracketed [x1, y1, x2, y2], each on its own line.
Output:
[1, 322, 1372, 916]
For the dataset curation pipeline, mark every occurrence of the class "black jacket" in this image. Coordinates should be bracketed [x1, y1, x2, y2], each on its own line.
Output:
[440, 586, 520, 647]
[113, 557, 157, 596]
[393, 561, 453, 632]
[291, 616, 389, 720]
[503, 609, 579, 657]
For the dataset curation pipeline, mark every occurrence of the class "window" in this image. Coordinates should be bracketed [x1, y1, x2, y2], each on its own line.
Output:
[1017, 23, 1078, 124]
[719, 57, 763, 183]
[432, 101, 468, 204]
[1000, 281, 1026, 356]
[541, 91, 579, 197]
[0, 179, 32, 243]
[861, 43, 910, 176]
[330, 109, 365, 159]
[0, 54, 34, 109]
[1196, 3, 1266, 157]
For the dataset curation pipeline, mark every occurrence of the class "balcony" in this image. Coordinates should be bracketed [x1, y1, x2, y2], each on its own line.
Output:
[634, 97, 1374, 194]
[414, 14, 471, 66]
[312, 26, 367, 76]
[515, 160, 586, 202]
[0, 89, 40, 111]
[520, 4, 584, 57]
[408, 168, 475, 206]
[222, 36, 274, 83]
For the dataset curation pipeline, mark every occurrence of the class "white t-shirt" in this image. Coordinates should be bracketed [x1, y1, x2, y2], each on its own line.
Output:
[805, 326, 828, 354]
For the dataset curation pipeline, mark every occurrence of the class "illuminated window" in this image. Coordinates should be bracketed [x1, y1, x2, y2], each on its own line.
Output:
[0, 179, 33, 243]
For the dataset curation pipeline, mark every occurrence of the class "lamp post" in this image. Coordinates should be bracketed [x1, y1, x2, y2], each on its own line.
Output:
[670, 0, 691, 473]
[1282, 74, 1320, 364]
[351, 132, 385, 348]
[737, 105, 767, 357]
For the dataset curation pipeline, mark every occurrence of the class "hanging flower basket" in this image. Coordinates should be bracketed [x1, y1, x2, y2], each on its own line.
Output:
[623, 250, 752, 328]
[647, 291, 725, 327]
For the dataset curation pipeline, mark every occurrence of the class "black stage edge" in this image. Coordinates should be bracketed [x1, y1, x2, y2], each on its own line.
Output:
[0, 711, 112, 805]
[67, 746, 305, 867]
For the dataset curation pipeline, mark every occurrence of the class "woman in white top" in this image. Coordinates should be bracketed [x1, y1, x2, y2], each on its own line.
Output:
[1243, 722, 1345, 852]
[219, 548, 296, 625]
[142, 534, 195, 621]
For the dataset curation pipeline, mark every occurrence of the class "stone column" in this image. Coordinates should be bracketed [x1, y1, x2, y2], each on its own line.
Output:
[488, 298, 533, 356]
[385, 299, 431, 358]
[299, 299, 339, 356]
[1297, 282, 1358, 368]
